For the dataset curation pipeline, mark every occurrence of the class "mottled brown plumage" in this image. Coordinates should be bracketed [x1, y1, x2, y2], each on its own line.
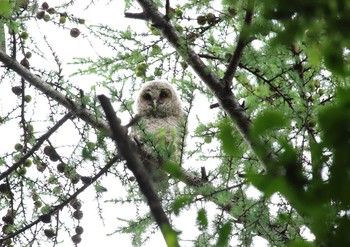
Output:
[132, 80, 185, 186]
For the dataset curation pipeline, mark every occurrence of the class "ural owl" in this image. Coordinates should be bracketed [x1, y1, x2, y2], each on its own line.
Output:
[132, 80, 185, 186]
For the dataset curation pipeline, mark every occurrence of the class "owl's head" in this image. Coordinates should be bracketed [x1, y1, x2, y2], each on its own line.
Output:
[137, 80, 182, 118]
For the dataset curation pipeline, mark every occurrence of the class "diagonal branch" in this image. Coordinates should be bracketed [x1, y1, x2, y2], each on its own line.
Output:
[98, 95, 179, 247]
[0, 112, 73, 181]
[134, 0, 223, 93]
[222, 0, 255, 87]
[0, 50, 110, 134]
[0, 47, 268, 243]
[0, 155, 120, 244]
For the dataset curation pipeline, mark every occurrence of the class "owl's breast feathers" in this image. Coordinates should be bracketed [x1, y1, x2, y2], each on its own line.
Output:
[142, 115, 180, 134]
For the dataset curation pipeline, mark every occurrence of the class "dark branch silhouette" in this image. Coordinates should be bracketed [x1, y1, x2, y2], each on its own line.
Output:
[222, 0, 255, 87]
[98, 95, 179, 245]
[0, 49, 213, 187]
[124, 12, 147, 20]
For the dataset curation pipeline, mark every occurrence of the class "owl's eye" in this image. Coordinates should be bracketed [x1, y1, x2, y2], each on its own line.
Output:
[142, 93, 152, 101]
[159, 90, 169, 99]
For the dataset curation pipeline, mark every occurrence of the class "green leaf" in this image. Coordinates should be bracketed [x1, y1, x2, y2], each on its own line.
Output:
[164, 162, 183, 179]
[216, 191, 232, 205]
[215, 222, 232, 247]
[171, 195, 193, 216]
[323, 40, 345, 76]
[150, 45, 161, 56]
[160, 224, 180, 247]
[196, 208, 208, 230]
[308, 42, 322, 66]
[218, 118, 241, 156]
[82, 144, 97, 161]
[119, 99, 134, 112]
[40, 205, 52, 214]
[82, 147, 90, 160]
[81, 95, 90, 106]
[318, 88, 350, 148]
[121, 30, 132, 40]
[8, 20, 19, 34]
[287, 239, 315, 247]
[250, 110, 287, 138]
[248, 174, 282, 197]
[0, 1, 12, 17]
[95, 182, 107, 193]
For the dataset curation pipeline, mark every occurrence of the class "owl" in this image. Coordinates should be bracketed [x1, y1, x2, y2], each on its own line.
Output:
[132, 80, 185, 185]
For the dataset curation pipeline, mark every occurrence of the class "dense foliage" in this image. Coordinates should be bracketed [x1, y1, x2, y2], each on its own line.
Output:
[0, 0, 349, 246]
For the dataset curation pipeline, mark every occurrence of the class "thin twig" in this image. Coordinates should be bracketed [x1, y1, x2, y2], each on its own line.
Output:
[0, 155, 120, 243]
[0, 112, 73, 181]
[0, 49, 214, 187]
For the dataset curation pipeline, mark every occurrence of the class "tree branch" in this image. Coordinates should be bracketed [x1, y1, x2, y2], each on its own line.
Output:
[0, 50, 110, 134]
[222, 0, 255, 87]
[238, 62, 295, 110]
[124, 12, 147, 20]
[0, 48, 261, 243]
[165, 0, 170, 19]
[135, 0, 223, 93]
[0, 155, 120, 243]
[98, 95, 179, 246]
[0, 112, 73, 181]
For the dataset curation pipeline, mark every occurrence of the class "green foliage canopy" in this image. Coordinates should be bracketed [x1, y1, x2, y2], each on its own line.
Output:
[0, 0, 349, 246]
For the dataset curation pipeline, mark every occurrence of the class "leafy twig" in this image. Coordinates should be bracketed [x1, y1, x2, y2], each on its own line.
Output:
[0, 155, 120, 243]
[0, 112, 73, 181]
[0, 50, 110, 133]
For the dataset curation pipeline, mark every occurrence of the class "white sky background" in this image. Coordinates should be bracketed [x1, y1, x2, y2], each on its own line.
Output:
[0, 0, 315, 246]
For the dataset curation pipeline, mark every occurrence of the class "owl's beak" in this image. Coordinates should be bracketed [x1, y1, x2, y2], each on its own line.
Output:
[152, 100, 157, 109]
